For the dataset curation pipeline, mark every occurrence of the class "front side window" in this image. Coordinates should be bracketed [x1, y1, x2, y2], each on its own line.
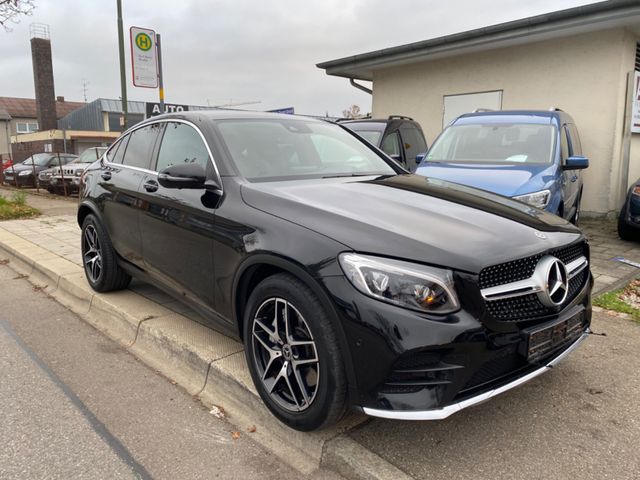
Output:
[560, 126, 569, 162]
[121, 124, 162, 170]
[426, 123, 556, 165]
[155, 122, 210, 172]
[567, 124, 582, 156]
[216, 119, 396, 181]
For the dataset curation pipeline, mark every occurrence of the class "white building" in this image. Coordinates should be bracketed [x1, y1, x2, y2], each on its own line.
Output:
[318, 0, 640, 216]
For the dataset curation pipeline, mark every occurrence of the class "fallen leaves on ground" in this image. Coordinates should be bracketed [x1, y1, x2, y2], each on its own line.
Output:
[231, 431, 241, 440]
[619, 279, 640, 309]
[209, 405, 226, 419]
[247, 425, 256, 433]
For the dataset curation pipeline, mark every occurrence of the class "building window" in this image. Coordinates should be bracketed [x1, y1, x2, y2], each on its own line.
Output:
[16, 122, 39, 134]
[636, 43, 640, 71]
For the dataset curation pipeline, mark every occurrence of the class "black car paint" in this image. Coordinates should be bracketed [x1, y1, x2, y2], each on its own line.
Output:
[78, 111, 591, 414]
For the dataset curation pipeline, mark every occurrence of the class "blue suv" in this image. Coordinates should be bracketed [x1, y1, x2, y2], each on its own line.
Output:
[415, 110, 588, 223]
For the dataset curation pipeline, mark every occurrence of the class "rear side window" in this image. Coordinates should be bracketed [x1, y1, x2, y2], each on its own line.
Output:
[380, 132, 401, 157]
[155, 122, 211, 172]
[400, 126, 428, 163]
[122, 124, 162, 170]
[107, 136, 129, 164]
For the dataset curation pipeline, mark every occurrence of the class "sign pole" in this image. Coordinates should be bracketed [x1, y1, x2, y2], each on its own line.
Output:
[116, 0, 128, 130]
[157, 33, 165, 113]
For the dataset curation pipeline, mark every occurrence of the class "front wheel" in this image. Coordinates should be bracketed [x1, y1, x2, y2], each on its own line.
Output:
[243, 273, 347, 431]
[81, 214, 131, 292]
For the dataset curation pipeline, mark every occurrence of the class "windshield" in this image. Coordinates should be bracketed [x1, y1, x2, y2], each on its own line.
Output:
[22, 153, 51, 166]
[216, 119, 396, 181]
[73, 147, 107, 164]
[426, 123, 556, 164]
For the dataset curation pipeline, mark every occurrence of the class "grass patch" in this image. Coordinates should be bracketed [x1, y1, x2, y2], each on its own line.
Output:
[594, 279, 640, 323]
[0, 193, 39, 220]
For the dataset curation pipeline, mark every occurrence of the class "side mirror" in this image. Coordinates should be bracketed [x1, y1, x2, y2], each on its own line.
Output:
[158, 163, 207, 189]
[563, 155, 589, 170]
[416, 153, 426, 164]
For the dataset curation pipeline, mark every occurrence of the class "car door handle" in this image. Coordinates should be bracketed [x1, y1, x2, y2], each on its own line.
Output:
[101, 172, 111, 181]
[144, 180, 158, 193]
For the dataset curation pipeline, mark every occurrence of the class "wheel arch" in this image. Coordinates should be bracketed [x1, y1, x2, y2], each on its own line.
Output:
[77, 200, 105, 229]
[232, 254, 358, 402]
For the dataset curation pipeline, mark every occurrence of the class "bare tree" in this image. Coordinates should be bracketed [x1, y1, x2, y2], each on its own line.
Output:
[0, 0, 35, 30]
[342, 104, 362, 119]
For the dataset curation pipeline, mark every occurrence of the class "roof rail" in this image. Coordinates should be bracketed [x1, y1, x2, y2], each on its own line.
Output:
[472, 108, 493, 113]
[548, 107, 564, 112]
[388, 115, 413, 121]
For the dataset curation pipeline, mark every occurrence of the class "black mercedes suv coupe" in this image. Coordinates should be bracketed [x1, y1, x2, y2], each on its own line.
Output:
[78, 111, 592, 431]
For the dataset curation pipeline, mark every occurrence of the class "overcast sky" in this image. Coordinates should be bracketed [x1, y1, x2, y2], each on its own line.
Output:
[1, 0, 600, 116]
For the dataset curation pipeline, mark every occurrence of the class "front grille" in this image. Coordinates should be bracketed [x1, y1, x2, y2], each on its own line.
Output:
[481, 241, 588, 322]
[479, 241, 586, 289]
[462, 347, 527, 392]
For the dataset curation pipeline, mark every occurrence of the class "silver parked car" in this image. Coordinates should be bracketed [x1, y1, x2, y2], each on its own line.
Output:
[49, 147, 107, 194]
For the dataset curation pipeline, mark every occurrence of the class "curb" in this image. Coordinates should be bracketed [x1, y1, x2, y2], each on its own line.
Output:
[0, 229, 397, 480]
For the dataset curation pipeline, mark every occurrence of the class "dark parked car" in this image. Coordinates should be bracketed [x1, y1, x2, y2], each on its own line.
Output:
[78, 111, 592, 431]
[416, 110, 588, 223]
[4, 152, 77, 187]
[618, 178, 640, 240]
[49, 147, 107, 194]
[340, 115, 428, 171]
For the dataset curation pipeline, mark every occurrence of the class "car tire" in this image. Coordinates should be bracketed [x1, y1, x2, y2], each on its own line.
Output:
[81, 214, 131, 292]
[618, 207, 638, 241]
[243, 273, 347, 431]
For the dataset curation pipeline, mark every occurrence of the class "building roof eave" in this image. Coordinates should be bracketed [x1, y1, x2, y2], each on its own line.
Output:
[317, 0, 640, 80]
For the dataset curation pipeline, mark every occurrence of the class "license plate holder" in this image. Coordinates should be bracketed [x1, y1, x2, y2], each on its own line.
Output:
[522, 309, 585, 362]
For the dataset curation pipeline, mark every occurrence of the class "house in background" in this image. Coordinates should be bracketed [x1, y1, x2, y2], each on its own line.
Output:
[0, 96, 84, 161]
[318, 0, 640, 216]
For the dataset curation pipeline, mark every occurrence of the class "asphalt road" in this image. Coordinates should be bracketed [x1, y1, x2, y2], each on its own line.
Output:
[349, 310, 640, 480]
[0, 264, 341, 480]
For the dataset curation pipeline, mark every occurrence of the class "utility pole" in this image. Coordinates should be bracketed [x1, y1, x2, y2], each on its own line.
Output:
[116, 0, 128, 130]
[156, 33, 164, 112]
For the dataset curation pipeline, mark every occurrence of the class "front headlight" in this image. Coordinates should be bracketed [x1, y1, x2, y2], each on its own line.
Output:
[18, 170, 32, 176]
[512, 189, 551, 209]
[338, 253, 459, 314]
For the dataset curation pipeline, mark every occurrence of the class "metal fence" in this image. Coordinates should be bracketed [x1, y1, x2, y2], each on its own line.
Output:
[0, 150, 101, 198]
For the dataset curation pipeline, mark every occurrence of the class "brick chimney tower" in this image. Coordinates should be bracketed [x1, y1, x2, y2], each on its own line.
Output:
[30, 23, 57, 131]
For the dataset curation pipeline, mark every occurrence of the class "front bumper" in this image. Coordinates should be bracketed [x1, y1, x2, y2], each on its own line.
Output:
[3, 174, 36, 186]
[321, 261, 592, 418]
[363, 330, 588, 420]
[50, 176, 81, 190]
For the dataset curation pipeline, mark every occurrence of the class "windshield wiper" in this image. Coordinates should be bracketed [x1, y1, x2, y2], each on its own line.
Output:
[321, 173, 378, 179]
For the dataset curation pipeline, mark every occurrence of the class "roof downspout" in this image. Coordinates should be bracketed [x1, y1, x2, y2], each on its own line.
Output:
[349, 78, 372, 95]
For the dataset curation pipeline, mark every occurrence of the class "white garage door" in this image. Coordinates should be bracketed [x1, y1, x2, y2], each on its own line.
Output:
[443, 90, 503, 127]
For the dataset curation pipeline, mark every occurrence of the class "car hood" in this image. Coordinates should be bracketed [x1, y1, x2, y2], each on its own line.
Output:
[414, 162, 557, 197]
[240, 174, 581, 274]
[6, 164, 42, 173]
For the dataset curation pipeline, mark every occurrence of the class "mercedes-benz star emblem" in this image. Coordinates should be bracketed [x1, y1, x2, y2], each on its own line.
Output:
[534, 255, 569, 307]
[534, 231, 547, 240]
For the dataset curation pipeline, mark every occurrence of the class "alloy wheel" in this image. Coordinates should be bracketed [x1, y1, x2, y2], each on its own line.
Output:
[251, 297, 320, 412]
[82, 224, 102, 283]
